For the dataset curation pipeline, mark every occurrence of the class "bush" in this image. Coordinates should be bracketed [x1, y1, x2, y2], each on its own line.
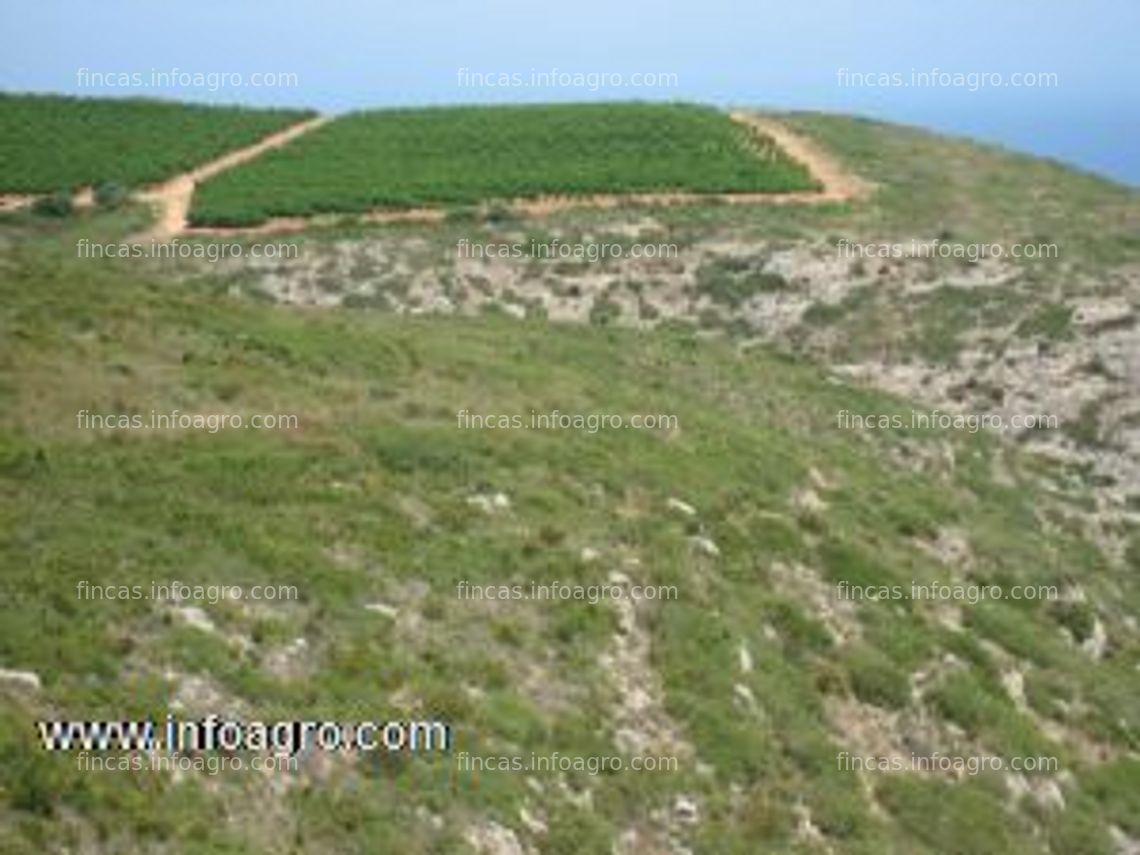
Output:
[32, 189, 73, 218]
[1047, 600, 1096, 643]
[845, 647, 911, 709]
[928, 670, 1000, 734]
[695, 257, 789, 308]
[1016, 302, 1073, 341]
[589, 297, 622, 326]
[93, 181, 128, 209]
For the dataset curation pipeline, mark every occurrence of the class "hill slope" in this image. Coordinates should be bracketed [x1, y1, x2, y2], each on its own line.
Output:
[0, 107, 1135, 855]
[1, 193, 1138, 854]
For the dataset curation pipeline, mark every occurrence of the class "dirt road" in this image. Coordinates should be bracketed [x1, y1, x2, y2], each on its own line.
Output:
[135, 115, 331, 241]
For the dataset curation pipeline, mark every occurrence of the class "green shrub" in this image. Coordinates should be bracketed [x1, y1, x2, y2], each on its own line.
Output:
[1047, 600, 1096, 643]
[695, 258, 789, 308]
[589, 297, 622, 326]
[93, 180, 128, 209]
[802, 300, 846, 326]
[844, 647, 910, 709]
[877, 777, 1036, 855]
[928, 670, 999, 733]
[1016, 303, 1073, 341]
[32, 189, 73, 217]
[767, 599, 833, 654]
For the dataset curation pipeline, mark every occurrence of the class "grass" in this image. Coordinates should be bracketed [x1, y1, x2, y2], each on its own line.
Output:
[0, 206, 1136, 853]
[189, 102, 820, 226]
[843, 647, 910, 709]
[907, 286, 1028, 365]
[0, 92, 313, 192]
[1016, 303, 1074, 341]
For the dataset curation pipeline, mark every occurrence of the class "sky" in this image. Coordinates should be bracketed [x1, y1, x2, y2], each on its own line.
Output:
[3, 0, 1138, 184]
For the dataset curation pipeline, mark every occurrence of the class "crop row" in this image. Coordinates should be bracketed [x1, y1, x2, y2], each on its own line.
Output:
[0, 93, 314, 192]
[189, 102, 820, 226]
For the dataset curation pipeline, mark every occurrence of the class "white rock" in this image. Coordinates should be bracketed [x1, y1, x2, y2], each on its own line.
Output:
[0, 668, 41, 690]
[1081, 617, 1108, 660]
[175, 606, 216, 633]
[467, 495, 492, 512]
[415, 806, 445, 830]
[501, 302, 527, 320]
[580, 547, 600, 562]
[519, 806, 547, 835]
[667, 497, 697, 516]
[467, 492, 511, 513]
[689, 536, 720, 557]
[794, 803, 825, 842]
[608, 570, 632, 586]
[793, 487, 827, 514]
[365, 602, 399, 619]
[464, 820, 526, 855]
[738, 643, 753, 673]
[1036, 779, 1066, 811]
[734, 683, 756, 708]
[1001, 669, 1027, 709]
[1110, 825, 1140, 855]
[1071, 298, 1133, 329]
[673, 794, 700, 825]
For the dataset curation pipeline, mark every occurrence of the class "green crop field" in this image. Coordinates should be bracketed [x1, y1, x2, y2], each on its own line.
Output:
[0, 93, 314, 193]
[188, 102, 821, 226]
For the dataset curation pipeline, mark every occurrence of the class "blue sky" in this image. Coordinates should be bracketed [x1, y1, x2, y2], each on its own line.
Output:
[3, 0, 1137, 183]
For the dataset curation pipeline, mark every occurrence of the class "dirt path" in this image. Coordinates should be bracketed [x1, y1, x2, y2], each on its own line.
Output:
[135, 115, 331, 241]
[729, 111, 872, 201]
[0, 195, 38, 213]
[179, 113, 872, 238]
[1, 186, 103, 214]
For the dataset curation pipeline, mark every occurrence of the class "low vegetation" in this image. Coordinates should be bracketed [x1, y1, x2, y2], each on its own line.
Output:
[0, 205, 1136, 854]
[189, 102, 820, 226]
[0, 93, 313, 193]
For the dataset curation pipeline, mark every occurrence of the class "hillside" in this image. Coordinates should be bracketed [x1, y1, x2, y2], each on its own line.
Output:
[0, 104, 1138, 855]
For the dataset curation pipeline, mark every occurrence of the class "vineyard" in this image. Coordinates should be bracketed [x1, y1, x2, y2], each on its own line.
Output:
[189, 102, 821, 226]
[0, 93, 314, 192]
